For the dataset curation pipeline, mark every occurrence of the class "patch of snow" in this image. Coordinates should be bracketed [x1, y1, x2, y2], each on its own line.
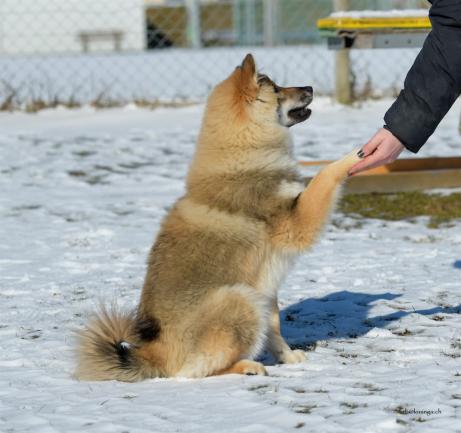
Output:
[330, 9, 429, 19]
[0, 97, 460, 432]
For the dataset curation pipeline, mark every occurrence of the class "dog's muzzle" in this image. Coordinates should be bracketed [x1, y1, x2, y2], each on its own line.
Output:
[287, 86, 313, 125]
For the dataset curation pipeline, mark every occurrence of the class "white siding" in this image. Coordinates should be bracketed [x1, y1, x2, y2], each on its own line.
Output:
[0, 0, 145, 55]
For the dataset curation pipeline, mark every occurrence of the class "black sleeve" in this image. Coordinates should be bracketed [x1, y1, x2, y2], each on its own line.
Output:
[384, 0, 461, 153]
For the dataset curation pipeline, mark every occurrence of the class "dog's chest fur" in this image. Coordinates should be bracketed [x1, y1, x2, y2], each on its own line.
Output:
[255, 248, 296, 298]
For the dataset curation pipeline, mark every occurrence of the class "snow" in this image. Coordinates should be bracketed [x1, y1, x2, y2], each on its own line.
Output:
[330, 9, 429, 19]
[0, 97, 460, 432]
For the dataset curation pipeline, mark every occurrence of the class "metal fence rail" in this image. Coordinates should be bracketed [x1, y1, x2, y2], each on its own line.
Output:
[0, 0, 428, 109]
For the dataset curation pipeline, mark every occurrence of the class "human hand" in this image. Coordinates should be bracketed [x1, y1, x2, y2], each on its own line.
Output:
[348, 128, 405, 175]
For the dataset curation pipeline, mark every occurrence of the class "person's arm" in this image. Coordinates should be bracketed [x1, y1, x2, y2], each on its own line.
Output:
[350, 0, 461, 175]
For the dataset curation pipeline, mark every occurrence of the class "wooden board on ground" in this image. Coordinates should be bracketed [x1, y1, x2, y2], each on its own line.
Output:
[300, 157, 461, 194]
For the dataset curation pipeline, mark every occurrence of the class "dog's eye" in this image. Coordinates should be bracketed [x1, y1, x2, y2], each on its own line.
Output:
[257, 74, 270, 85]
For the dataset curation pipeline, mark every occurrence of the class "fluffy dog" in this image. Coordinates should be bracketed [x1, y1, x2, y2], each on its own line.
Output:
[75, 54, 361, 381]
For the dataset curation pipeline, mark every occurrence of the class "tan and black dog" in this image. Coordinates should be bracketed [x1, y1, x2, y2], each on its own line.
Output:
[75, 54, 362, 381]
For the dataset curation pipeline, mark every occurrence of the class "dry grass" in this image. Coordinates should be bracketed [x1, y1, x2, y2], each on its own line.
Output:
[339, 191, 461, 228]
[0, 80, 198, 112]
[0, 97, 197, 113]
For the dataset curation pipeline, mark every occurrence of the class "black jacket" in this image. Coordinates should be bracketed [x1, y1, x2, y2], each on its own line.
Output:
[384, 0, 461, 153]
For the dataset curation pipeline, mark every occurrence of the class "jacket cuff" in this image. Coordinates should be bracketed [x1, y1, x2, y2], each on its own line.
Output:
[383, 103, 428, 154]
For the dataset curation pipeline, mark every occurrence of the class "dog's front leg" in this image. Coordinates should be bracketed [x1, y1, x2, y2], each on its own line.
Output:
[267, 297, 307, 364]
[271, 149, 361, 251]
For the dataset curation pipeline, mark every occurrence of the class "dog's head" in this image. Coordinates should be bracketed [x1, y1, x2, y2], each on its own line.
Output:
[209, 54, 313, 128]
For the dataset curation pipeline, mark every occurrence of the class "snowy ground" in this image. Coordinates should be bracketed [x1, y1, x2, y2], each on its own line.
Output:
[0, 98, 460, 433]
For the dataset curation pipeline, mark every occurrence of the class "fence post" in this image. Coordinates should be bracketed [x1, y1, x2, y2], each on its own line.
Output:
[233, 0, 242, 45]
[243, 0, 257, 45]
[185, 0, 202, 49]
[263, 0, 277, 47]
[334, 0, 352, 104]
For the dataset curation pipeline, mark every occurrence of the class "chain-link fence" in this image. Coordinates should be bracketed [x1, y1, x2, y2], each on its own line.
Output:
[0, 0, 428, 110]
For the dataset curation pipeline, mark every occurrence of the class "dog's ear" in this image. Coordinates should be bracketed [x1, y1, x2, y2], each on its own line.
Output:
[240, 53, 256, 78]
[235, 53, 257, 102]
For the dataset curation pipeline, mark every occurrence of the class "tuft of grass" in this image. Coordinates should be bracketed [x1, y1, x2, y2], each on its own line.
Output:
[394, 405, 407, 415]
[290, 388, 306, 394]
[393, 328, 412, 336]
[450, 339, 461, 350]
[0, 83, 198, 113]
[339, 352, 359, 358]
[293, 404, 317, 414]
[339, 191, 461, 228]
[442, 351, 460, 358]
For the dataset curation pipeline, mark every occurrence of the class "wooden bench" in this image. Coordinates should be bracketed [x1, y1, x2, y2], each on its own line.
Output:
[317, 11, 431, 104]
[78, 30, 124, 52]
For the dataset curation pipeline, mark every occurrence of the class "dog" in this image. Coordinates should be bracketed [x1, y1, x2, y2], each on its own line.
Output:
[75, 54, 362, 381]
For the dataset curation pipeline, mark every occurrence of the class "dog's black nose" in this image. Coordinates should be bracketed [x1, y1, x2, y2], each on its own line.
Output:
[302, 86, 313, 95]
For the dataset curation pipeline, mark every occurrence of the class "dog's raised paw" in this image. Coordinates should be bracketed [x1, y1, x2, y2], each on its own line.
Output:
[343, 147, 364, 166]
[326, 147, 363, 180]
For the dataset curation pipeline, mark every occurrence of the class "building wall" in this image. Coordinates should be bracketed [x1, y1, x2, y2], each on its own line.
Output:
[0, 0, 145, 55]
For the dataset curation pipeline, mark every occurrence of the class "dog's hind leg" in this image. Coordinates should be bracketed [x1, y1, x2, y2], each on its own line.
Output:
[174, 285, 269, 378]
[267, 297, 306, 364]
[271, 148, 362, 251]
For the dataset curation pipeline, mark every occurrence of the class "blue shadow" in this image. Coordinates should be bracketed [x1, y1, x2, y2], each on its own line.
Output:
[453, 260, 461, 269]
[275, 290, 460, 351]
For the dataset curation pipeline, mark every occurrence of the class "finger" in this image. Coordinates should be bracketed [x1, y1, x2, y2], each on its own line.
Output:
[361, 138, 380, 157]
[348, 149, 389, 175]
[361, 130, 385, 156]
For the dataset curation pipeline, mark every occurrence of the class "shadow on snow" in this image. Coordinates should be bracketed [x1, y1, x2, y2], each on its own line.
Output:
[273, 290, 460, 353]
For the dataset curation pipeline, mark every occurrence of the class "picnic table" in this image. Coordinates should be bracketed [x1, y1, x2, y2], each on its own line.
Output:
[311, 10, 461, 193]
[317, 10, 431, 50]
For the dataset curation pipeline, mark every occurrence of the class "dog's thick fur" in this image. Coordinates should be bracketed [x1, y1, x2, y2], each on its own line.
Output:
[75, 54, 361, 381]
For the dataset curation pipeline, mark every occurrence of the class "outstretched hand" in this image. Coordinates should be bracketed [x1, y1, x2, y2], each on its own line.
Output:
[349, 128, 405, 175]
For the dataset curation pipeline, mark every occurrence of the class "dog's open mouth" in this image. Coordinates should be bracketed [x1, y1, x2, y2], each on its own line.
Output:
[288, 104, 312, 122]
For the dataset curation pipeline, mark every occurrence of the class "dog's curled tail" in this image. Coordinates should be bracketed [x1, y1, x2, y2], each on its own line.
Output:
[75, 305, 161, 382]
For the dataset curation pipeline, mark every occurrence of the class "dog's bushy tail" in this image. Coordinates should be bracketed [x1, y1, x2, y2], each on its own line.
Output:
[75, 305, 161, 382]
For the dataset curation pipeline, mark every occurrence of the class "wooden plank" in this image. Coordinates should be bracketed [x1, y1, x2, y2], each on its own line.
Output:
[317, 16, 431, 31]
[325, 32, 429, 50]
[303, 169, 461, 194]
[299, 157, 461, 175]
[300, 158, 461, 193]
[342, 169, 461, 194]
